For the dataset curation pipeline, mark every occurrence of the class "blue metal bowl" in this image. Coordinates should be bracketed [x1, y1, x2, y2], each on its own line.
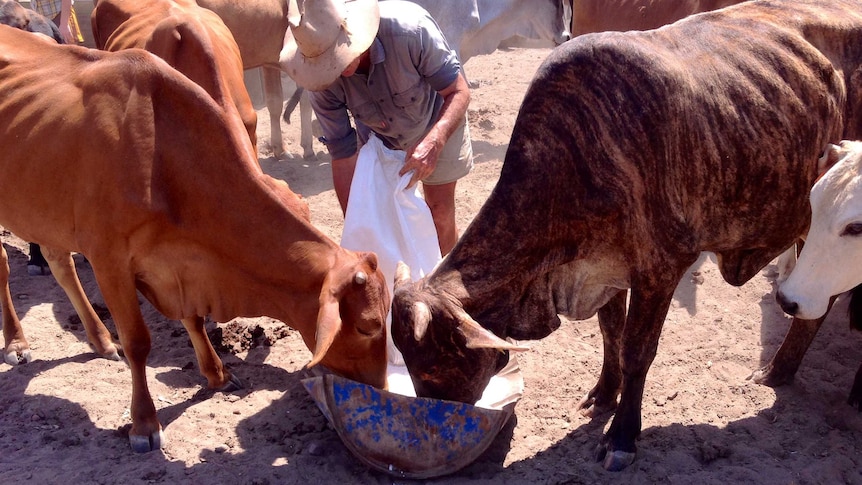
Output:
[302, 373, 516, 479]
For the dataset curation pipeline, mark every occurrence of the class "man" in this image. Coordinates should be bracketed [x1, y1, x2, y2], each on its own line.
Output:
[280, 0, 472, 256]
[28, 0, 80, 44]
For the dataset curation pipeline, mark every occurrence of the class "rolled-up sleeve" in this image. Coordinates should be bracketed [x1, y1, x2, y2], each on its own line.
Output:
[309, 87, 358, 159]
[411, 14, 461, 91]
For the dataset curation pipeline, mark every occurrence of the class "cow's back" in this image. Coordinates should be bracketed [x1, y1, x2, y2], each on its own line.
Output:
[572, 0, 747, 36]
[491, 0, 860, 283]
[0, 27, 253, 251]
[93, 0, 256, 148]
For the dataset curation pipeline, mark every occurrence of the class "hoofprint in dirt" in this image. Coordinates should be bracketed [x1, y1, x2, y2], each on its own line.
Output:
[1, 48, 861, 484]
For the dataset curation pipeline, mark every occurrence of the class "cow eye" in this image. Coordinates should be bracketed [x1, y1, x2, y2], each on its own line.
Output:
[841, 223, 862, 237]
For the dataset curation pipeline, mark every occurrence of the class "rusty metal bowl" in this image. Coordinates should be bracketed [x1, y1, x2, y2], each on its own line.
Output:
[302, 358, 522, 479]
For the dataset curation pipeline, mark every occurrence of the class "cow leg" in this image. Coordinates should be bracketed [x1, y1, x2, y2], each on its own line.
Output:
[597, 263, 693, 472]
[180, 316, 242, 391]
[774, 243, 798, 284]
[90, 263, 162, 453]
[41, 246, 122, 361]
[578, 289, 626, 417]
[848, 362, 862, 412]
[1, 243, 30, 365]
[27, 242, 50, 275]
[298, 89, 316, 159]
[750, 312, 831, 387]
[262, 66, 286, 159]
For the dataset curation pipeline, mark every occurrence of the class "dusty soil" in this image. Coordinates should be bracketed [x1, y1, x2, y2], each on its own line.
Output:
[2, 47, 862, 485]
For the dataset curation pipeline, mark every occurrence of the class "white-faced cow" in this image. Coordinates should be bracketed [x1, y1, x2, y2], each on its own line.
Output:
[91, 0, 258, 153]
[391, 0, 862, 472]
[0, 25, 389, 453]
[774, 141, 862, 410]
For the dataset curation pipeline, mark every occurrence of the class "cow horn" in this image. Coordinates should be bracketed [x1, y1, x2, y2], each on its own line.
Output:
[354, 271, 367, 285]
[413, 301, 432, 341]
[394, 261, 412, 289]
[455, 309, 530, 351]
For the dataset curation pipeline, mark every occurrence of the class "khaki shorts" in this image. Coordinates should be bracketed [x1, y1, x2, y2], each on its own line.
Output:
[423, 117, 474, 186]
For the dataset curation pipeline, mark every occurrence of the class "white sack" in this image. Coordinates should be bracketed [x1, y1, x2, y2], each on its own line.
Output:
[341, 135, 442, 366]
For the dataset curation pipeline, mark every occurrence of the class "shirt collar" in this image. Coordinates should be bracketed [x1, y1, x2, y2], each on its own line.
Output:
[369, 37, 386, 65]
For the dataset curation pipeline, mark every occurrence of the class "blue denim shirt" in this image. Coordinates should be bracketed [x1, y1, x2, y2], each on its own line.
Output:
[310, 1, 462, 160]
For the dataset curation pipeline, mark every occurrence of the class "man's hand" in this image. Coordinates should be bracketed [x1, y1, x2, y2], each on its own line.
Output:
[399, 73, 470, 189]
[401, 134, 444, 189]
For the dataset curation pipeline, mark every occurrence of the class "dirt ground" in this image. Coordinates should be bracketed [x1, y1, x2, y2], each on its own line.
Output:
[2, 46, 862, 485]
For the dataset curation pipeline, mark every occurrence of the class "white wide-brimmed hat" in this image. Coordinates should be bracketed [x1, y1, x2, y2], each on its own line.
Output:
[279, 0, 380, 91]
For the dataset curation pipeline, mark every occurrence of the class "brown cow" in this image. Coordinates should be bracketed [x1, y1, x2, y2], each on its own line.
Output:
[193, 0, 298, 158]
[0, 25, 388, 452]
[571, 0, 747, 35]
[91, 0, 257, 153]
[391, 0, 862, 472]
[0, 2, 123, 366]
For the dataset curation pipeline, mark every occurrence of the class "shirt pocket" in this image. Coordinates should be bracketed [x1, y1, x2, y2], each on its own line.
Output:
[391, 82, 428, 124]
[351, 99, 387, 131]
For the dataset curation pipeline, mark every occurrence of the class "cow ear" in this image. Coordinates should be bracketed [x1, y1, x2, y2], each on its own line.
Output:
[818, 143, 847, 177]
[394, 261, 412, 289]
[455, 310, 530, 351]
[307, 277, 343, 368]
[362, 251, 379, 272]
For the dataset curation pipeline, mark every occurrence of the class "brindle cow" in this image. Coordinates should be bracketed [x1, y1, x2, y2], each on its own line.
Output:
[91, 0, 257, 152]
[0, 25, 388, 452]
[391, 0, 862, 471]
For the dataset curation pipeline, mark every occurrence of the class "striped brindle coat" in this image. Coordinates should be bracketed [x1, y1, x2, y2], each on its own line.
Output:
[391, 0, 862, 472]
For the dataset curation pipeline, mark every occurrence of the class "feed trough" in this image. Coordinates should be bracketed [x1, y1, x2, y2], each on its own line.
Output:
[302, 357, 523, 479]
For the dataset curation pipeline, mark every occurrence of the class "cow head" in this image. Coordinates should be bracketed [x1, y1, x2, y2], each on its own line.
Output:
[391, 262, 527, 404]
[777, 141, 862, 319]
[308, 251, 390, 389]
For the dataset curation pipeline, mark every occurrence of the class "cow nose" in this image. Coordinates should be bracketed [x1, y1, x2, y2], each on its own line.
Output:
[775, 290, 799, 316]
[555, 32, 571, 46]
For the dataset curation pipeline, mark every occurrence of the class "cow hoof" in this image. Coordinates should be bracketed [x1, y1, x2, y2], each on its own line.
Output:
[749, 366, 793, 387]
[577, 394, 616, 418]
[91, 343, 123, 361]
[595, 441, 636, 471]
[27, 263, 50, 276]
[129, 429, 164, 453]
[4, 349, 32, 366]
[104, 349, 123, 362]
[602, 449, 636, 471]
[272, 144, 287, 160]
[219, 374, 244, 392]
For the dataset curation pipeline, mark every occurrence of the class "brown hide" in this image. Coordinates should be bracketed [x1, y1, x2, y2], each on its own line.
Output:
[0, 27, 388, 452]
[91, 0, 259, 155]
[392, 0, 862, 471]
[194, 0, 296, 157]
[193, 0, 287, 68]
[571, 0, 748, 35]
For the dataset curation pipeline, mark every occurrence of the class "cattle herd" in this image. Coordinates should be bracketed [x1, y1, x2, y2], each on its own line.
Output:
[1, 0, 861, 476]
